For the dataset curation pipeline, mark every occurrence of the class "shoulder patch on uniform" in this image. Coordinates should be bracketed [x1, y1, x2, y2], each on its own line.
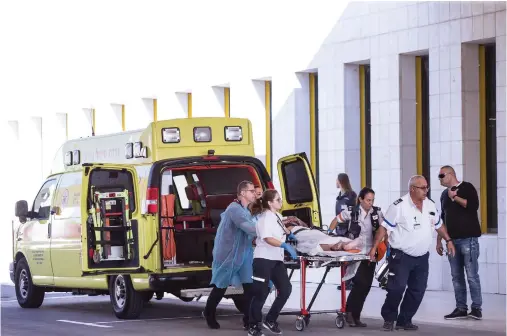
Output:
[393, 198, 403, 205]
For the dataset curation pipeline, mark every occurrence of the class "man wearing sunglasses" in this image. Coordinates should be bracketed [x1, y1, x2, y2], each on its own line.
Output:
[437, 165, 482, 321]
[368, 175, 455, 331]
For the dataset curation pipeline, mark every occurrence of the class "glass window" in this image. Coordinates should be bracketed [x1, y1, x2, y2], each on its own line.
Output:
[281, 158, 313, 204]
[173, 175, 190, 209]
[32, 179, 58, 220]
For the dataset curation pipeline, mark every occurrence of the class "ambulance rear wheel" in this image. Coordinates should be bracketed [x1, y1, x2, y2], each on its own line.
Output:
[109, 275, 143, 319]
[15, 258, 45, 308]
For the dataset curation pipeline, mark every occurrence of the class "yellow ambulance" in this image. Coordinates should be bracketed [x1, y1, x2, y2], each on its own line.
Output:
[10, 116, 321, 319]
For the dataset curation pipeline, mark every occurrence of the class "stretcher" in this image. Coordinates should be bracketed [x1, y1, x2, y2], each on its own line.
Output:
[280, 251, 370, 332]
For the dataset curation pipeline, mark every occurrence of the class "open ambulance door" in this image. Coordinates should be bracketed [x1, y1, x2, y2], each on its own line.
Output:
[277, 152, 322, 228]
[81, 163, 142, 275]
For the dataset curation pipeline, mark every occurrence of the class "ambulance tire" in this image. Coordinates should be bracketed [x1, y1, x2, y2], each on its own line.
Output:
[109, 275, 143, 319]
[14, 258, 45, 308]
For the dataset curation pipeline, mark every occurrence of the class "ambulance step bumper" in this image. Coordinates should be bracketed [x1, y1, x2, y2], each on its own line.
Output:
[179, 286, 244, 298]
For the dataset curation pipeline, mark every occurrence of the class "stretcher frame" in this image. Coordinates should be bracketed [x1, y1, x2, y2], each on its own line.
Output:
[280, 253, 370, 332]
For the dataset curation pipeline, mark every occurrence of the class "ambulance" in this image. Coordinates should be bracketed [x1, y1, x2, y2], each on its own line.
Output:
[10, 117, 321, 319]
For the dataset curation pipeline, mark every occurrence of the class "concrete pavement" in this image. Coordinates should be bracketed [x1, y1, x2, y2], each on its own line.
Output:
[1, 284, 506, 336]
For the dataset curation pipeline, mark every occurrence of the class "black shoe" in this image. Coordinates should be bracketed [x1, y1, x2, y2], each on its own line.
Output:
[444, 308, 468, 320]
[396, 322, 418, 331]
[262, 320, 282, 335]
[382, 321, 394, 331]
[248, 325, 265, 336]
[468, 308, 482, 320]
[202, 309, 220, 329]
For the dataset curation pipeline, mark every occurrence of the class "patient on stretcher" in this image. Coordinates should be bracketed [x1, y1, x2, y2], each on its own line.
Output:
[281, 217, 362, 255]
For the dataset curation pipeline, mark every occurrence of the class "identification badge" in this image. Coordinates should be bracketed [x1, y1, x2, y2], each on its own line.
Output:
[413, 216, 421, 229]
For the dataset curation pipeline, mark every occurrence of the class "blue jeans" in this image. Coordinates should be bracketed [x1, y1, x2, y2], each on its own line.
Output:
[448, 237, 482, 310]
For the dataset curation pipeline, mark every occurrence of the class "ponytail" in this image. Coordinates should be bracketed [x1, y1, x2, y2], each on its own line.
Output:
[250, 189, 279, 216]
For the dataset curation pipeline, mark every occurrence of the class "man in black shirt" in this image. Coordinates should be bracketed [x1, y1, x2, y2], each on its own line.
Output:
[437, 165, 482, 320]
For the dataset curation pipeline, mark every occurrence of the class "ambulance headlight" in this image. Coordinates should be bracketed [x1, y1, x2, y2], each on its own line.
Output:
[72, 150, 80, 165]
[125, 143, 134, 159]
[194, 127, 211, 142]
[162, 128, 180, 143]
[224, 126, 242, 141]
[64, 151, 72, 166]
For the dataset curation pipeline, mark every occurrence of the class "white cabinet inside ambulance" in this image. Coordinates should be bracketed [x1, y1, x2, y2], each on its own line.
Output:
[9, 117, 321, 319]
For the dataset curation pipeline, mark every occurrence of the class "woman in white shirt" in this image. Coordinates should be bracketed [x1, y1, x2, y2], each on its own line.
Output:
[246, 189, 297, 336]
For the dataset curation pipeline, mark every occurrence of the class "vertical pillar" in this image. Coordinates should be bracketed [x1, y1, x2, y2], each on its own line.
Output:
[265, 81, 272, 176]
[228, 79, 266, 170]
[224, 87, 230, 117]
[343, 64, 361, 191]
[271, 73, 310, 190]
[309, 73, 319, 186]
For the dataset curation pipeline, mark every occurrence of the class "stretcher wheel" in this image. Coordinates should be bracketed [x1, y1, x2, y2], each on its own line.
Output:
[304, 315, 311, 326]
[295, 316, 306, 331]
[335, 315, 345, 329]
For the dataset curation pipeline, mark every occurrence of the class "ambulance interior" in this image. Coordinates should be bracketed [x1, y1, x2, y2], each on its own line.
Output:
[159, 164, 264, 268]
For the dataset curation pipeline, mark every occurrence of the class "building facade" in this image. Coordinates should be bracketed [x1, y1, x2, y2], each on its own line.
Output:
[1, 1, 505, 293]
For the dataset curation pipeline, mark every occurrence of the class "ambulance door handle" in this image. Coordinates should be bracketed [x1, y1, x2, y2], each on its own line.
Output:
[47, 222, 51, 239]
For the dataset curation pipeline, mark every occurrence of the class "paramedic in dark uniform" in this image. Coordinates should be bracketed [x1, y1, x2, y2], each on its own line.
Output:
[333, 173, 357, 290]
[368, 175, 456, 331]
[329, 187, 388, 327]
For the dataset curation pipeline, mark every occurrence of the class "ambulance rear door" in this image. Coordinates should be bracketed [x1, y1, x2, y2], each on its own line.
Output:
[277, 152, 322, 228]
[81, 163, 143, 275]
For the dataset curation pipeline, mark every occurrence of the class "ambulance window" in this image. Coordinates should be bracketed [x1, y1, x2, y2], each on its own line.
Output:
[281, 158, 313, 204]
[173, 175, 190, 209]
[88, 169, 136, 212]
[33, 179, 58, 220]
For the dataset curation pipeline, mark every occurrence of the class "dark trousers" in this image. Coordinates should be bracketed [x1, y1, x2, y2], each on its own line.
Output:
[381, 249, 429, 325]
[249, 258, 292, 326]
[205, 283, 253, 323]
[346, 260, 376, 319]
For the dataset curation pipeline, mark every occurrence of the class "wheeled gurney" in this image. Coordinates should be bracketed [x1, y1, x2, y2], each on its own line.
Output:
[280, 252, 370, 332]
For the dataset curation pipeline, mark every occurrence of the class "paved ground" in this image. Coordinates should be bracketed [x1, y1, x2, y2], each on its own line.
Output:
[1, 285, 505, 336]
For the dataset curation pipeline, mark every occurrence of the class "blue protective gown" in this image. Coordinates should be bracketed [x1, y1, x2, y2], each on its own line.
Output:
[210, 201, 257, 289]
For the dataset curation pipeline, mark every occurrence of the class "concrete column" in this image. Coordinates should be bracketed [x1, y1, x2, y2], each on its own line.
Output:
[461, 44, 481, 209]
[228, 79, 267, 168]
[495, 32, 507, 294]
[41, 113, 67, 177]
[399, 55, 417, 196]
[123, 98, 158, 130]
[343, 64, 361, 192]
[318, 63, 345, 221]
[191, 85, 226, 117]
[271, 72, 310, 191]
[370, 54, 402, 211]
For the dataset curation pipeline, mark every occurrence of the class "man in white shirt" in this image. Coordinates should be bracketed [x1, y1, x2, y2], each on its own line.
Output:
[369, 175, 456, 331]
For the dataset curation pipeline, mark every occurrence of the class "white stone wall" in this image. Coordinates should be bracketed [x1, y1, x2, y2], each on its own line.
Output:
[0, 1, 505, 293]
[313, 1, 506, 294]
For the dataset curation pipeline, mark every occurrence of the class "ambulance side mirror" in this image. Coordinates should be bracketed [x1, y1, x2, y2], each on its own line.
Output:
[15, 200, 28, 223]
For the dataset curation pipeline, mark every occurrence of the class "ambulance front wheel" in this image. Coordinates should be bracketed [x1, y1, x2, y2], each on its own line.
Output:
[109, 275, 143, 319]
[14, 257, 45, 308]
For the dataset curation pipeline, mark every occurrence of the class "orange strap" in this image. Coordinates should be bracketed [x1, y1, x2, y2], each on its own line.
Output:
[161, 194, 176, 261]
